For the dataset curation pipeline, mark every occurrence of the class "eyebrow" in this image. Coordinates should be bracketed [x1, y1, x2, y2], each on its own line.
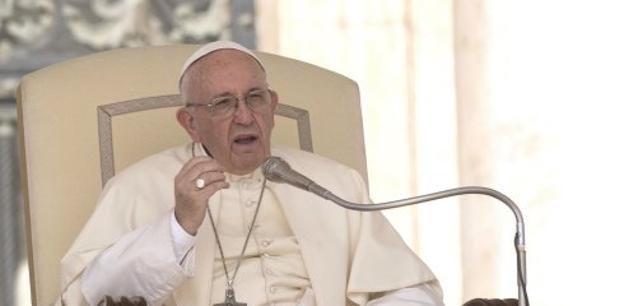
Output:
[209, 87, 266, 99]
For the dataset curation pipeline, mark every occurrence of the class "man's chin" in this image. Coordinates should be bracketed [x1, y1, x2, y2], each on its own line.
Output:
[228, 154, 266, 175]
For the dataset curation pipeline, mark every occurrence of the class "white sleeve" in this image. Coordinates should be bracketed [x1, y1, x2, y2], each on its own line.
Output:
[366, 282, 445, 306]
[170, 211, 197, 263]
[80, 213, 196, 306]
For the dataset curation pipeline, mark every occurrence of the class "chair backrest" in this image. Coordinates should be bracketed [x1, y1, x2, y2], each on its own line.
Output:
[17, 44, 367, 306]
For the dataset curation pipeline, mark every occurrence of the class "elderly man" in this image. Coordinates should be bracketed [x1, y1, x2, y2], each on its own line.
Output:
[58, 41, 444, 306]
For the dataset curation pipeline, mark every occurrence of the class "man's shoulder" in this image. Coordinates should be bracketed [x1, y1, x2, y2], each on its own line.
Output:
[271, 146, 370, 202]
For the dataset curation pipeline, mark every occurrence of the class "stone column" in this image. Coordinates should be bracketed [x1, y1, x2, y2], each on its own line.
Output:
[0, 107, 22, 306]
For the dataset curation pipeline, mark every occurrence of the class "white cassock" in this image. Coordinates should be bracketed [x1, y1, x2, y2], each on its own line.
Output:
[57, 144, 444, 306]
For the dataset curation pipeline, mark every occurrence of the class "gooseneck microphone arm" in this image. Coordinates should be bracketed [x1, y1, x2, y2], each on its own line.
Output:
[262, 156, 528, 306]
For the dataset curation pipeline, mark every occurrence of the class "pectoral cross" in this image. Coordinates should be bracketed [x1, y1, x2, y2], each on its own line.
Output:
[214, 287, 246, 306]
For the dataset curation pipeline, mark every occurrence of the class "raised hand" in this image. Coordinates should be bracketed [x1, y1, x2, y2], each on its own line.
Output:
[174, 157, 229, 235]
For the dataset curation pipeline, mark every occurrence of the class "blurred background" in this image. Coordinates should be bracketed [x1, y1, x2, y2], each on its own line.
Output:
[2, 0, 623, 305]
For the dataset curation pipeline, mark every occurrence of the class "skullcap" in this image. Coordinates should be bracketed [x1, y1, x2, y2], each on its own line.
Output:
[179, 40, 264, 88]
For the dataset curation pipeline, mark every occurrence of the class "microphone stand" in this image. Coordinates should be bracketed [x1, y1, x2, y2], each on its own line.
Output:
[312, 185, 528, 306]
[262, 157, 528, 305]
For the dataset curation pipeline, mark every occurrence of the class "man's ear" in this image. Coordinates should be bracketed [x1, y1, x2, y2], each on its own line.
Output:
[269, 89, 279, 112]
[176, 108, 201, 142]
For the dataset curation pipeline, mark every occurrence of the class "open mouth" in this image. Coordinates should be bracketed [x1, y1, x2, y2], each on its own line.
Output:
[233, 134, 258, 145]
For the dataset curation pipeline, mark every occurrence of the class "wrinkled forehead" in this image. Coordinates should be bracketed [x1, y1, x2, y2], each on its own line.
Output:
[180, 50, 267, 98]
[178, 41, 264, 88]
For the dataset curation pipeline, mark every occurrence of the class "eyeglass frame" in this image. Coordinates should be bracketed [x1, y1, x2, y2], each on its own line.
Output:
[184, 88, 274, 117]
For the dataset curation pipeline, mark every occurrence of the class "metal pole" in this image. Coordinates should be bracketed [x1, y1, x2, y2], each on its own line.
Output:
[264, 157, 529, 305]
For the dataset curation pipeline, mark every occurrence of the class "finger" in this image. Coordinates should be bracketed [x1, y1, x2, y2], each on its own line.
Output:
[175, 163, 217, 194]
[191, 173, 226, 192]
[178, 156, 218, 176]
[177, 159, 223, 185]
[186, 181, 229, 206]
[194, 171, 227, 187]
[196, 181, 230, 198]
[183, 160, 225, 183]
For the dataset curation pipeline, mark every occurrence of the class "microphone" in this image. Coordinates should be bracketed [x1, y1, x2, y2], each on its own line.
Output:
[262, 156, 529, 306]
[262, 156, 336, 200]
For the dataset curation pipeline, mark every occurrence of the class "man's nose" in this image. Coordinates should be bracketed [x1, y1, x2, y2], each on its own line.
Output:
[232, 100, 254, 124]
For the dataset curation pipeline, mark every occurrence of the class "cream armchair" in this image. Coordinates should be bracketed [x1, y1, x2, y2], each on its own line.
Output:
[17, 45, 367, 306]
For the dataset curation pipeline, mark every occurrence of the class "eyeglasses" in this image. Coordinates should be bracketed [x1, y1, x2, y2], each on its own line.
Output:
[185, 89, 272, 117]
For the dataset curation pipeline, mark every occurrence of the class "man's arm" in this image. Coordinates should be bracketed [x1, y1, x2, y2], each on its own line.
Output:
[58, 154, 225, 305]
[79, 212, 194, 305]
